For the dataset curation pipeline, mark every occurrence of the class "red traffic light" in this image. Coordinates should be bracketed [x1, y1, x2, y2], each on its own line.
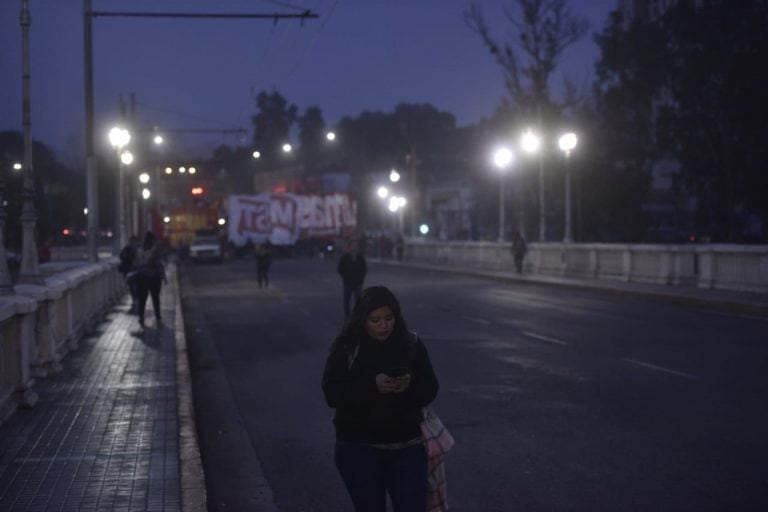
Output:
[191, 186, 204, 196]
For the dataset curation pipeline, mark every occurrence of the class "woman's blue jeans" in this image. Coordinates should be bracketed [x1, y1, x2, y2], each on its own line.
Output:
[335, 441, 427, 512]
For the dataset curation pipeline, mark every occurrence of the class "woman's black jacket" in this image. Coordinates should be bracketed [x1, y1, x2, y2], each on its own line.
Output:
[322, 332, 439, 444]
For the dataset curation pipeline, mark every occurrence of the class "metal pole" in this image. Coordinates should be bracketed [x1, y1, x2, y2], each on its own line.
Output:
[117, 159, 126, 249]
[498, 173, 505, 242]
[0, 175, 14, 295]
[537, 153, 545, 242]
[409, 145, 416, 237]
[84, 0, 98, 261]
[17, 0, 42, 285]
[563, 152, 573, 243]
[517, 170, 526, 239]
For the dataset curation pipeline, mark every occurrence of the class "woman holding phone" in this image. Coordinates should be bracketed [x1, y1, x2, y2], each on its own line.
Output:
[322, 286, 439, 512]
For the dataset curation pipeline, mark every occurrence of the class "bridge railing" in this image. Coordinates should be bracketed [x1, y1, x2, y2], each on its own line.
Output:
[406, 240, 768, 294]
[0, 258, 125, 426]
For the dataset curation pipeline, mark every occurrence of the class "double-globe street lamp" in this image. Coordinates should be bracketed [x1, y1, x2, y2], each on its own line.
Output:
[108, 126, 132, 251]
[513, 128, 580, 242]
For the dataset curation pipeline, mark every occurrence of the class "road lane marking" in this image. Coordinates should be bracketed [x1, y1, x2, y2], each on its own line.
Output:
[622, 358, 699, 380]
[461, 315, 491, 325]
[523, 331, 568, 346]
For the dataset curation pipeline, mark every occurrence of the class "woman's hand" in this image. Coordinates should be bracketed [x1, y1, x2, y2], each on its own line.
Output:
[375, 373, 412, 394]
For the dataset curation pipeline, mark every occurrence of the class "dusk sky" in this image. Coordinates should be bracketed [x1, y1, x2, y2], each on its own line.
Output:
[1, 0, 616, 163]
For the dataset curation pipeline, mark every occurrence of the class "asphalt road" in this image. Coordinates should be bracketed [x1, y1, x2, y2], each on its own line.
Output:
[179, 256, 768, 512]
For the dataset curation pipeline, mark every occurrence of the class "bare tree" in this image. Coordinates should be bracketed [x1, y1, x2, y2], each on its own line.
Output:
[465, 0, 588, 121]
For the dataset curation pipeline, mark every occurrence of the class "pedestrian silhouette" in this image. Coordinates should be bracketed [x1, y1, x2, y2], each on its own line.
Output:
[511, 231, 527, 274]
[337, 239, 367, 316]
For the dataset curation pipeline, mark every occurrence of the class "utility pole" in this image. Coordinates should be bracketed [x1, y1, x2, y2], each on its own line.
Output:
[18, 0, 43, 285]
[84, 0, 98, 262]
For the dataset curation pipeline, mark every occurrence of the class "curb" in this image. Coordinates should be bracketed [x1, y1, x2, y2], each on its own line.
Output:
[172, 262, 208, 511]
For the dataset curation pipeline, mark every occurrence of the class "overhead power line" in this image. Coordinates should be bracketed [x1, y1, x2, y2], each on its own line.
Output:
[92, 11, 319, 21]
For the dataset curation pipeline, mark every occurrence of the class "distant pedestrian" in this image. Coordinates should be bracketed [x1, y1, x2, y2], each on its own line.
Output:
[322, 286, 440, 512]
[119, 235, 140, 312]
[255, 242, 272, 288]
[135, 231, 166, 328]
[511, 231, 527, 274]
[337, 239, 367, 316]
[394, 235, 404, 261]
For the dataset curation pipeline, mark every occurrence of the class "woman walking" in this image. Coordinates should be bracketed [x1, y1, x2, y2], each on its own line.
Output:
[322, 286, 439, 511]
[135, 231, 166, 328]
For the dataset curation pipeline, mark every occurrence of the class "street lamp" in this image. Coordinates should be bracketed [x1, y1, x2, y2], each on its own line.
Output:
[521, 128, 546, 241]
[388, 195, 407, 235]
[492, 146, 513, 242]
[326, 131, 336, 142]
[108, 126, 131, 250]
[138, 172, 150, 231]
[389, 169, 401, 183]
[558, 132, 578, 243]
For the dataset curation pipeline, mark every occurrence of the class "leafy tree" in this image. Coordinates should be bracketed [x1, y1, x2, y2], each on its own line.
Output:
[251, 90, 298, 167]
[659, 0, 768, 241]
[593, 0, 768, 242]
[297, 106, 328, 173]
[464, 0, 588, 123]
[590, 10, 670, 241]
[0, 131, 84, 250]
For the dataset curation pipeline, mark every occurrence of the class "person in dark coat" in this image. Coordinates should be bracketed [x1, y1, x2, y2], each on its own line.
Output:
[337, 239, 367, 316]
[135, 231, 166, 328]
[322, 286, 439, 512]
[511, 231, 527, 274]
[255, 242, 272, 288]
[119, 235, 140, 312]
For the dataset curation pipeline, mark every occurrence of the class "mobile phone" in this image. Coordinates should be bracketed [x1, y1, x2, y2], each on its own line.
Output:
[387, 367, 409, 377]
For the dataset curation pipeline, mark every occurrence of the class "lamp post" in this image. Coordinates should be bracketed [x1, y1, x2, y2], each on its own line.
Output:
[388, 196, 407, 236]
[558, 132, 578, 243]
[521, 128, 546, 242]
[493, 146, 513, 242]
[139, 172, 151, 233]
[17, 0, 42, 285]
[108, 126, 131, 251]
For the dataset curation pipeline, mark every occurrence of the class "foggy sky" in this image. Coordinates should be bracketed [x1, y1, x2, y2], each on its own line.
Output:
[0, 0, 616, 162]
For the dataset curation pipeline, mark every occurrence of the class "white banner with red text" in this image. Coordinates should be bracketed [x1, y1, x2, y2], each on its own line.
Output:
[228, 193, 356, 246]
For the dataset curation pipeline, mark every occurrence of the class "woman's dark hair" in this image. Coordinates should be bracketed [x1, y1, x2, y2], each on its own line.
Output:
[330, 285, 408, 353]
[142, 231, 156, 251]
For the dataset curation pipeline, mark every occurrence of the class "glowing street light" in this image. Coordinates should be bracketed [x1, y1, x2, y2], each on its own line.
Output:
[389, 169, 401, 183]
[326, 131, 336, 142]
[12, 162, 22, 171]
[153, 134, 164, 145]
[139, 172, 150, 184]
[252, 150, 261, 159]
[377, 186, 389, 199]
[141, 188, 151, 200]
[520, 128, 546, 241]
[108, 126, 132, 249]
[492, 146, 514, 242]
[282, 143, 292, 153]
[558, 132, 578, 243]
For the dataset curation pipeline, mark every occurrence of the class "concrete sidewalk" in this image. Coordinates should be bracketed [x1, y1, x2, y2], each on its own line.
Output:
[0, 263, 205, 512]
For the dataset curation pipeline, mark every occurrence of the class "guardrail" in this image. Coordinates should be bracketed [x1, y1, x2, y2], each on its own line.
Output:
[406, 240, 768, 294]
[0, 259, 125, 426]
